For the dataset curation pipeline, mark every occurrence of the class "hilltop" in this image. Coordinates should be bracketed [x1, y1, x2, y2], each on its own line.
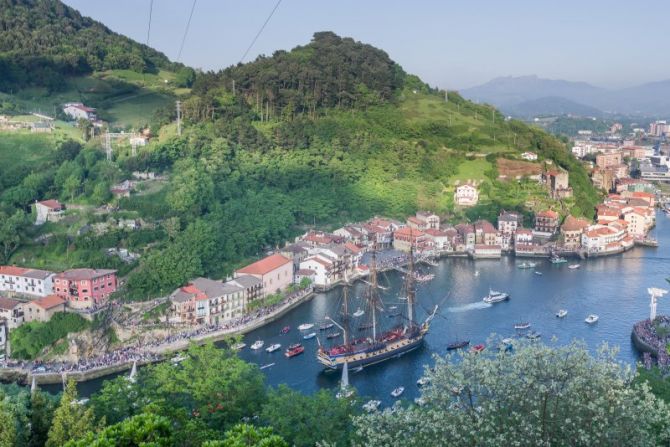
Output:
[0, 28, 601, 299]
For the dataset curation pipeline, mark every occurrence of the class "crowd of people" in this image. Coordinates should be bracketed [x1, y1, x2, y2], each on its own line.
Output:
[633, 316, 670, 368]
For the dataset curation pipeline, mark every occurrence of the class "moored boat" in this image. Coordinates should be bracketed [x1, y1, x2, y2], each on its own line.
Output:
[471, 344, 485, 353]
[231, 342, 246, 351]
[250, 340, 264, 350]
[514, 322, 531, 330]
[391, 386, 405, 398]
[280, 326, 291, 334]
[517, 261, 537, 269]
[260, 363, 275, 370]
[319, 323, 334, 331]
[568, 264, 581, 270]
[326, 331, 341, 339]
[298, 323, 314, 331]
[483, 289, 509, 304]
[556, 309, 568, 318]
[285, 343, 305, 358]
[585, 314, 599, 324]
[417, 377, 430, 387]
[550, 256, 568, 264]
[534, 271, 542, 276]
[266, 343, 281, 353]
[353, 308, 365, 317]
[303, 332, 317, 340]
[446, 340, 470, 350]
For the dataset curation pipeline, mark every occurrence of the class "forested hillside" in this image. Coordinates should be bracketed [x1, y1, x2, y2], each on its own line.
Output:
[0, 0, 177, 91]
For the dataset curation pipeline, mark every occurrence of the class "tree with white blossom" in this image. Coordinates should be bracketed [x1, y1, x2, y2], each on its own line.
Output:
[354, 340, 670, 446]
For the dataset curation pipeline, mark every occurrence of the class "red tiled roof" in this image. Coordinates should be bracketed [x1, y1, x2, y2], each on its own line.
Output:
[237, 253, 291, 276]
[344, 242, 362, 254]
[394, 227, 425, 237]
[561, 215, 591, 232]
[424, 229, 448, 237]
[37, 199, 62, 210]
[56, 268, 116, 281]
[0, 297, 21, 310]
[296, 269, 316, 276]
[536, 210, 559, 219]
[0, 266, 30, 276]
[33, 294, 65, 310]
[407, 216, 423, 225]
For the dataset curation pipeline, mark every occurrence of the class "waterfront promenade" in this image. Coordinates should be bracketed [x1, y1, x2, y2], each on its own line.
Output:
[0, 287, 316, 385]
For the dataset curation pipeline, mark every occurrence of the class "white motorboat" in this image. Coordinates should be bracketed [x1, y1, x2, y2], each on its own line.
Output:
[483, 289, 509, 304]
[391, 386, 405, 398]
[534, 271, 542, 276]
[250, 340, 264, 350]
[474, 270, 480, 277]
[303, 332, 317, 340]
[417, 377, 430, 387]
[501, 338, 514, 345]
[568, 264, 581, 270]
[231, 342, 246, 351]
[266, 343, 282, 353]
[556, 309, 568, 318]
[517, 261, 537, 269]
[298, 323, 314, 331]
[353, 308, 365, 317]
[363, 400, 381, 412]
[514, 322, 530, 330]
[585, 314, 599, 324]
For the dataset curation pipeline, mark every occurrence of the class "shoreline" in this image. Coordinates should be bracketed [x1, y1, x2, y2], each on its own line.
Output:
[1, 243, 658, 387]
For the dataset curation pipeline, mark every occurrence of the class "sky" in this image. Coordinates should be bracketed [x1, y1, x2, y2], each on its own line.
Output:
[63, 0, 670, 90]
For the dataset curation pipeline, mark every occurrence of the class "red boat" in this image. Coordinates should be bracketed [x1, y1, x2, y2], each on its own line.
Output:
[280, 326, 290, 335]
[471, 344, 485, 353]
[285, 343, 304, 358]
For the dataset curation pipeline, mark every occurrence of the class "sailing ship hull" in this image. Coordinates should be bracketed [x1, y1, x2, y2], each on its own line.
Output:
[317, 329, 427, 371]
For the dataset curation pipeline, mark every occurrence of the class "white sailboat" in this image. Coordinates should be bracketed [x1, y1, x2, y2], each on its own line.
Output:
[336, 361, 354, 399]
[128, 359, 137, 382]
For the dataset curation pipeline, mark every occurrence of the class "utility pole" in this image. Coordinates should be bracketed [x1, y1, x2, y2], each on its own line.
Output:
[176, 100, 182, 136]
[105, 132, 112, 161]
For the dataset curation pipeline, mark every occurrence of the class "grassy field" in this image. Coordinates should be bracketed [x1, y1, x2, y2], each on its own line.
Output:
[0, 132, 56, 171]
[450, 158, 492, 184]
[104, 92, 175, 129]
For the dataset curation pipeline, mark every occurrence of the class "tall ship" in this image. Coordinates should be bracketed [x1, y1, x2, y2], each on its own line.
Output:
[316, 242, 438, 371]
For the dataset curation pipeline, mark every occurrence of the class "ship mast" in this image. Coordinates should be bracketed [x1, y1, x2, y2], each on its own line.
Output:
[342, 283, 350, 345]
[370, 242, 378, 341]
[407, 229, 416, 327]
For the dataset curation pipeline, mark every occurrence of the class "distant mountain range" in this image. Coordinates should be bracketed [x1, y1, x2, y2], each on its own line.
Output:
[460, 75, 670, 118]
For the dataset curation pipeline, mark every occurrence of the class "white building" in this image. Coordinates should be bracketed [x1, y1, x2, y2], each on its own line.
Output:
[521, 151, 538, 161]
[63, 103, 97, 121]
[454, 184, 479, 207]
[0, 297, 24, 330]
[299, 255, 335, 287]
[0, 266, 54, 297]
[34, 200, 64, 225]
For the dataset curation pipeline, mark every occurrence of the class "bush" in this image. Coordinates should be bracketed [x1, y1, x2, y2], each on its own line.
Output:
[10, 313, 90, 360]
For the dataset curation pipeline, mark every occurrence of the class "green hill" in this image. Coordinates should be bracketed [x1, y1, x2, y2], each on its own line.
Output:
[0, 0, 176, 92]
[0, 29, 601, 300]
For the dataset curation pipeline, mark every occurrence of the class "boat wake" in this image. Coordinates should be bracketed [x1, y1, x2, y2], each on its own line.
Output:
[446, 302, 492, 313]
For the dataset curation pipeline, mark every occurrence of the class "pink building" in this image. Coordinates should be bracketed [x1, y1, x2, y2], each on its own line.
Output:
[235, 253, 293, 297]
[53, 269, 117, 309]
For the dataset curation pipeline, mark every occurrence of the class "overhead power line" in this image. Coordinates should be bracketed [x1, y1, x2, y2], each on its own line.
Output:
[240, 0, 283, 63]
[146, 0, 154, 45]
[177, 0, 198, 62]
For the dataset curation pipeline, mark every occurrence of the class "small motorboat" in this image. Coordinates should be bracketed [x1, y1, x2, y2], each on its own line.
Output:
[231, 342, 246, 351]
[303, 332, 317, 340]
[353, 308, 365, 317]
[471, 344, 485, 353]
[517, 261, 537, 269]
[363, 400, 381, 412]
[474, 270, 480, 277]
[266, 343, 282, 353]
[326, 331, 341, 339]
[319, 323, 334, 331]
[550, 256, 568, 264]
[556, 309, 568, 318]
[483, 289, 509, 304]
[526, 331, 542, 340]
[415, 273, 435, 282]
[446, 340, 470, 350]
[514, 322, 531, 330]
[389, 306, 398, 310]
[501, 338, 513, 345]
[260, 363, 275, 370]
[298, 323, 314, 331]
[585, 314, 599, 324]
[534, 271, 543, 276]
[285, 343, 305, 358]
[336, 387, 355, 400]
[568, 264, 581, 270]
[417, 377, 430, 387]
[280, 326, 291, 334]
[250, 340, 264, 350]
[391, 387, 405, 398]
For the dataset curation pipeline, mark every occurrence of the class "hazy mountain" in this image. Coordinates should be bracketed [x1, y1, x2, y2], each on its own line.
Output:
[461, 75, 670, 117]
[505, 96, 604, 119]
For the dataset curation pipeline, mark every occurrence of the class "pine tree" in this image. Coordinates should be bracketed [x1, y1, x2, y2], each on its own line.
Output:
[29, 390, 56, 447]
[46, 380, 98, 447]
